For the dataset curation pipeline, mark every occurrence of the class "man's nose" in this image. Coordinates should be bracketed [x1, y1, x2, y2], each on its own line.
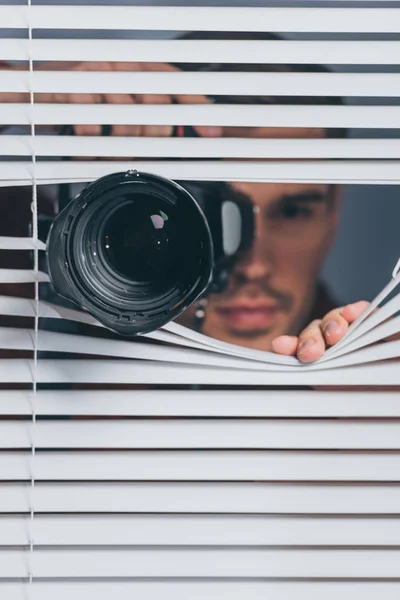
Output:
[234, 229, 275, 282]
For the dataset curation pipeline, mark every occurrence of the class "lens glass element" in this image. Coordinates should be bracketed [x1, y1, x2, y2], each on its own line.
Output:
[101, 193, 181, 290]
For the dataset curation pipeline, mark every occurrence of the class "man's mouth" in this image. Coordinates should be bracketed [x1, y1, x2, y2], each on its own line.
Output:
[214, 301, 282, 331]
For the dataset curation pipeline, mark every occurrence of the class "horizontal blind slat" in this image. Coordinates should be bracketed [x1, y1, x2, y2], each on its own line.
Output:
[0, 269, 49, 283]
[2, 581, 400, 600]
[2, 328, 399, 371]
[2, 482, 400, 514]
[1, 390, 399, 417]
[4, 136, 400, 159]
[3, 39, 400, 65]
[0, 359, 399, 385]
[1, 6, 400, 33]
[3, 420, 400, 450]
[2, 71, 400, 97]
[2, 451, 400, 481]
[4, 514, 400, 547]
[0, 237, 45, 251]
[5, 548, 400, 578]
[3, 103, 399, 129]
[2, 161, 400, 186]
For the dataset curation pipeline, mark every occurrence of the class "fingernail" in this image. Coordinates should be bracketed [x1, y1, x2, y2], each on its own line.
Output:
[298, 338, 316, 354]
[204, 126, 222, 137]
[323, 320, 338, 338]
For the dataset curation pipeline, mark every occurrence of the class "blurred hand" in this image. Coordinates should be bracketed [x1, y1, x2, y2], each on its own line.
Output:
[271, 301, 371, 363]
[33, 60, 222, 139]
[1, 60, 322, 140]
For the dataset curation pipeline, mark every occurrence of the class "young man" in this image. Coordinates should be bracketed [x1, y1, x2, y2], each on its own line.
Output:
[0, 33, 371, 363]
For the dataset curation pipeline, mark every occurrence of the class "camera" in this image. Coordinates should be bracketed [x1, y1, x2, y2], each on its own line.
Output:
[46, 170, 254, 336]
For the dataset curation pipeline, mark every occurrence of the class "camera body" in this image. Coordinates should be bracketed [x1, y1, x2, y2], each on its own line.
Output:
[47, 170, 254, 336]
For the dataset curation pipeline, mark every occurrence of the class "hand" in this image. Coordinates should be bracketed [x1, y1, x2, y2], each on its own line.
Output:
[33, 60, 222, 139]
[271, 301, 370, 363]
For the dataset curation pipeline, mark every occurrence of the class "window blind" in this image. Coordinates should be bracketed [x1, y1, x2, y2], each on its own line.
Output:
[1, 2, 400, 598]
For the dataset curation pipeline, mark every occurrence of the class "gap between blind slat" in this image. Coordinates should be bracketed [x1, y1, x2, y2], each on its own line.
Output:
[2, 103, 400, 129]
[2, 39, 400, 65]
[1, 6, 400, 33]
[2, 161, 400, 186]
[2, 71, 400, 97]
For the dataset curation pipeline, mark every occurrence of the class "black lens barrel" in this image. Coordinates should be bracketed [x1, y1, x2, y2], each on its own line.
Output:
[47, 170, 213, 336]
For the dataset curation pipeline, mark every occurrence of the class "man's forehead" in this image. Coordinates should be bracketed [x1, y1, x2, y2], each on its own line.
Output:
[229, 181, 331, 205]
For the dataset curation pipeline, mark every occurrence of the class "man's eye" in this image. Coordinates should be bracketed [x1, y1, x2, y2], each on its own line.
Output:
[277, 203, 313, 220]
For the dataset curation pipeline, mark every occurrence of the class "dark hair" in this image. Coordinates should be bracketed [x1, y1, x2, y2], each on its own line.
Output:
[176, 30, 347, 139]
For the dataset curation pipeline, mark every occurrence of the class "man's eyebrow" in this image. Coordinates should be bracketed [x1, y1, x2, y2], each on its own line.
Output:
[278, 191, 329, 204]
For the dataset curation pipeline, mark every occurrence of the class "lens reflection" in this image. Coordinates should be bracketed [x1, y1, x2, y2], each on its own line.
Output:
[102, 195, 180, 287]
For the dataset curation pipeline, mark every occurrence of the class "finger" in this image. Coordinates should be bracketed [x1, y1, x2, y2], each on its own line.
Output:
[271, 335, 299, 356]
[139, 62, 222, 138]
[340, 300, 370, 323]
[136, 94, 173, 137]
[102, 93, 141, 137]
[318, 301, 370, 347]
[172, 94, 222, 137]
[61, 92, 102, 137]
[297, 319, 326, 364]
[317, 306, 350, 347]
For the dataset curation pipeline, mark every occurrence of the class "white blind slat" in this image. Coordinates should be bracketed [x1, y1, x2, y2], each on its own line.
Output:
[4, 514, 400, 547]
[2, 39, 400, 65]
[0, 237, 45, 251]
[1, 451, 400, 482]
[0, 269, 49, 283]
[1, 390, 399, 417]
[3, 420, 400, 450]
[1, 359, 400, 386]
[2, 482, 400, 514]
[3, 136, 400, 160]
[1, 582, 400, 600]
[1, 6, 400, 33]
[1, 328, 398, 370]
[2, 71, 400, 97]
[5, 548, 400, 578]
[2, 161, 400, 186]
[2, 103, 399, 129]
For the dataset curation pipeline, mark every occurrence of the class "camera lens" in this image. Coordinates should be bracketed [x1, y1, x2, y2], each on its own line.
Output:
[47, 171, 213, 336]
[100, 194, 180, 290]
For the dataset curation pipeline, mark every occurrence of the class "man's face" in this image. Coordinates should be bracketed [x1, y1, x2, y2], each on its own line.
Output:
[179, 179, 340, 351]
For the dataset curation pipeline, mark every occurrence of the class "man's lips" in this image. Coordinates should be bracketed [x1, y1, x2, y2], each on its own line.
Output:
[214, 302, 282, 330]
